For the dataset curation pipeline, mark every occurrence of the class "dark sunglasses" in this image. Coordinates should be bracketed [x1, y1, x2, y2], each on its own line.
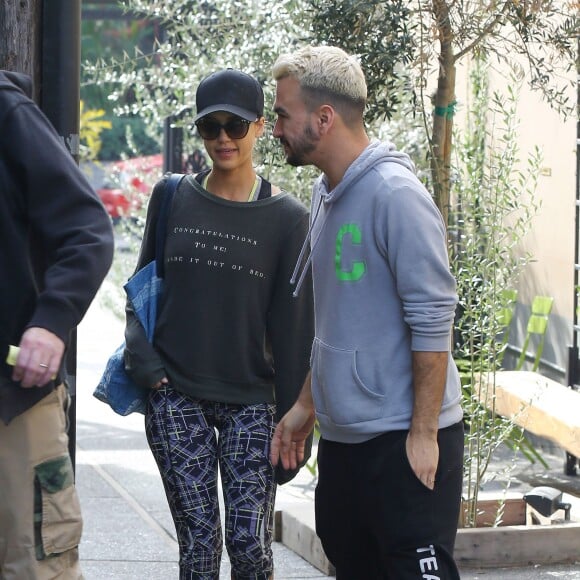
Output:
[195, 117, 253, 140]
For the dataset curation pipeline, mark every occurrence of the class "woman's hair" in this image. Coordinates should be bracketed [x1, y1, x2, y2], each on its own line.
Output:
[272, 45, 367, 124]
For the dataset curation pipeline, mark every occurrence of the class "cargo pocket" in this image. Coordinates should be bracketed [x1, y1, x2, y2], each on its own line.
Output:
[34, 455, 82, 560]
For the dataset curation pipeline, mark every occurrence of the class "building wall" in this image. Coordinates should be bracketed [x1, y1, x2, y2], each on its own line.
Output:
[454, 59, 577, 380]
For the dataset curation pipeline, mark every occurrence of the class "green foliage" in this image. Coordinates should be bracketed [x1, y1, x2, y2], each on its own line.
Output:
[420, 1, 578, 118]
[307, 0, 416, 122]
[306, 0, 577, 228]
[81, 14, 161, 160]
[369, 73, 431, 185]
[451, 57, 545, 526]
[307, 1, 578, 122]
[99, 115, 161, 161]
[87, 0, 308, 123]
[81, 16, 158, 111]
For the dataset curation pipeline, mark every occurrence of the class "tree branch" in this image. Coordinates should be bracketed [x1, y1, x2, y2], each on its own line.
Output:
[454, 1, 512, 62]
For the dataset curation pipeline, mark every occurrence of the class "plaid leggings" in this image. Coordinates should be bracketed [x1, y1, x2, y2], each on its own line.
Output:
[145, 385, 276, 580]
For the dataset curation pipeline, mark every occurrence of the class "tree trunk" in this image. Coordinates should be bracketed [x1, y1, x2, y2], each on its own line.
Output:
[431, 0, 456, 228]
[0, 0, 42, 100]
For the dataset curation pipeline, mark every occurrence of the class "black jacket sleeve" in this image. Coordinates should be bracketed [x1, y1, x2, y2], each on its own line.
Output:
[2, 97, 114, 344]
[267, 211, 315, 484]
[123, 179, 168, 389]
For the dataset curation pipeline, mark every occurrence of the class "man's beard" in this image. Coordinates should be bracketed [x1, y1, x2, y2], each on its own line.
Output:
[282, 124, 319, 167]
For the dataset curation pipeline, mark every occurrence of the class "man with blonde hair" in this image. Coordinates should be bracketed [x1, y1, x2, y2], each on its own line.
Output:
[270, 45, 464, 579]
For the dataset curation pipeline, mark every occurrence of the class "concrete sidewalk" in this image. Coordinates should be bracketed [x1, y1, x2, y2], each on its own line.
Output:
[74, 292, 580, 579]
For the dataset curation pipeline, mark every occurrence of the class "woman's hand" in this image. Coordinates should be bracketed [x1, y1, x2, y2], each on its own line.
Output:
[152, 377, 169, 390]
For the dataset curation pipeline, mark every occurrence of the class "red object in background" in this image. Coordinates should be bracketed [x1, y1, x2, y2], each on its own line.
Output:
[111, 153, 163, 193]
[96, 186, 130, 219]
[96, 154, 163, 220]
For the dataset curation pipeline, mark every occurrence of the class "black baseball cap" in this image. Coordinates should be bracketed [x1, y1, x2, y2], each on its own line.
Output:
[194, 69, 264, 122]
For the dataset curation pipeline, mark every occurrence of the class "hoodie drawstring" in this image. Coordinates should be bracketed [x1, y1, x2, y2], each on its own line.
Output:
[291, 194, 325, 297]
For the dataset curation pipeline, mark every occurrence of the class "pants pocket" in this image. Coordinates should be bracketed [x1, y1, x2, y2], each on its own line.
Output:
[34, 454, 83, 560]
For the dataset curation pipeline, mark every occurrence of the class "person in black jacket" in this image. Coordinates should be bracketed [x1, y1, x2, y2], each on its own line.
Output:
[124, 69, 314, 580]
[0, 70, 114, 579]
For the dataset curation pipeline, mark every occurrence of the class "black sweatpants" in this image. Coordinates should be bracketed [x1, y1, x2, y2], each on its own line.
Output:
[315, 421, 464, 580]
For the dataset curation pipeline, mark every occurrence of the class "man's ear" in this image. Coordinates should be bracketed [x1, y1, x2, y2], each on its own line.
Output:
[316, 104, 335, 135]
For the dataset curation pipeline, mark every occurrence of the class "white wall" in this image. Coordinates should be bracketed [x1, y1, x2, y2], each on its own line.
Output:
[454, 58, 577, 376]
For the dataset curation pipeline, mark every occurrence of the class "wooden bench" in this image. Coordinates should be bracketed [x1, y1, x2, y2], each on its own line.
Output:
[475, 371, 580, 458]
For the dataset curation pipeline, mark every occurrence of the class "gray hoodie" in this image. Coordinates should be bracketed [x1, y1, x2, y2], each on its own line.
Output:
[292, 141, 463, 443]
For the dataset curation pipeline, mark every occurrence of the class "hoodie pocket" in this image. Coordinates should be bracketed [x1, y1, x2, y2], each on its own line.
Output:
[312, 338, 384, 426]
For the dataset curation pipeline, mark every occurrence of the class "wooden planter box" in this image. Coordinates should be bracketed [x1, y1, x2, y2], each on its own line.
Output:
[455, 522, 580, 568]
[460, 493, 527, 528]
[454, 494, 580, 568]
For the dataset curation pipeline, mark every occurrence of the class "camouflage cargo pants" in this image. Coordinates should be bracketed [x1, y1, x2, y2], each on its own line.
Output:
[0, 384, 83, 579]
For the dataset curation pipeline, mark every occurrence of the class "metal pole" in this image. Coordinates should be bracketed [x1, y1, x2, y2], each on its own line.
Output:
[163, 116, 184, 173]
[40, 0, 82, 470]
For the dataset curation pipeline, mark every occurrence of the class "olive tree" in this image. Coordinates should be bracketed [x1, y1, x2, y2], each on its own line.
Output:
[308, 0, 578, 224]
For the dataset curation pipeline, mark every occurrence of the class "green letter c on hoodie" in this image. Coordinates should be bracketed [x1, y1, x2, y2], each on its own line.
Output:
[335, 224, 366, 281]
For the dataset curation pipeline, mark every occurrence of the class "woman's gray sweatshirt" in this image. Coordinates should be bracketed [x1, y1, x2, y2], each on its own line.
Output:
[292, 140, 463, 443]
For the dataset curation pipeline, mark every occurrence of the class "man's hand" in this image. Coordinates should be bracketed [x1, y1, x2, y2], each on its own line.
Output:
[408, 351, 448, 490]
[406, 430, 439, 490]
[271, 396, 316, 471]
[12, 327, 65, 388]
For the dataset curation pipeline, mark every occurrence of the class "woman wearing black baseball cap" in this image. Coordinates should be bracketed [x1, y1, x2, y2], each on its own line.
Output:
[124, 69, 314, 579]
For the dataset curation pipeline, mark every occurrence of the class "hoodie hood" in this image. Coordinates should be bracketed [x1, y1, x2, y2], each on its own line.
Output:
[314, 140, 415, 206]
[0, 70, 33, 99]
[291, 140, 416, 296]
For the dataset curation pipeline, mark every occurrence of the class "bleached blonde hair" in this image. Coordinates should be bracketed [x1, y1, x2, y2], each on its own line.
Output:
[272, 45, 367, 124]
